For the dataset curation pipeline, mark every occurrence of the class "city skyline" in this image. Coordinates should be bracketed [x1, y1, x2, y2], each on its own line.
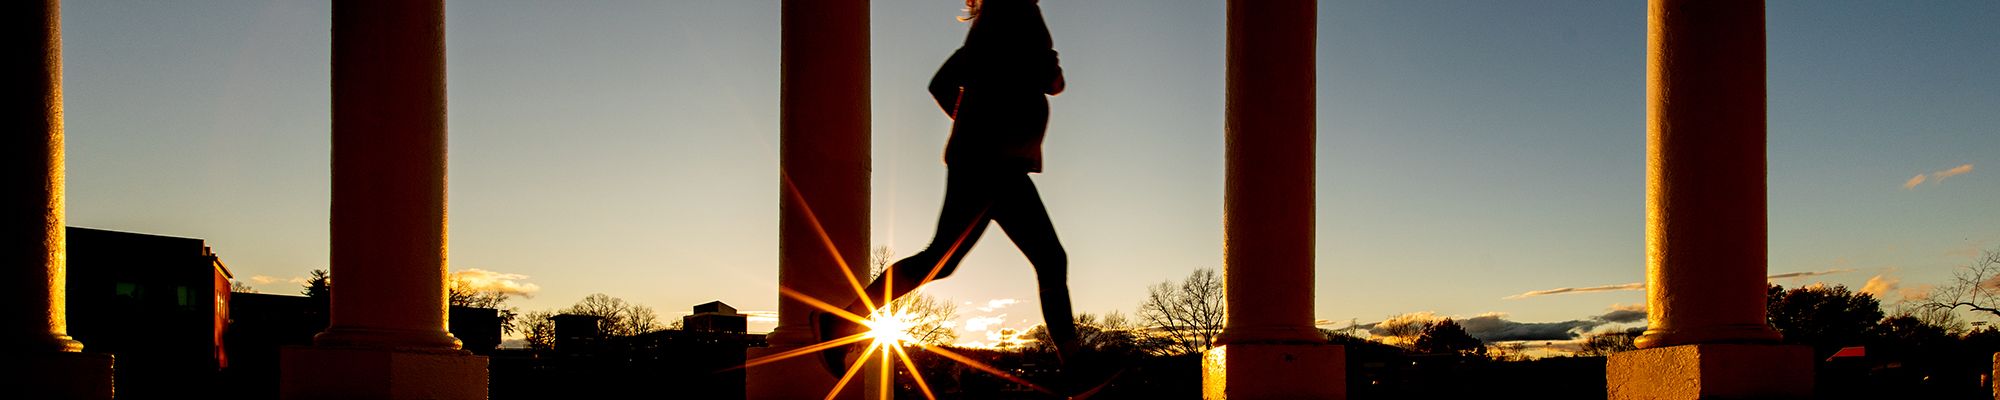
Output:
[58, 0, 2000, 348]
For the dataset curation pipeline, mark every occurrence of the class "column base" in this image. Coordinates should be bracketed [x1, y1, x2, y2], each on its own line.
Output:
[279, 345, 487, 400]
[746, 346, 863, 399]
[5, 351, 114, 400]
[1202, 344, 1345, 400]
[1607, 343, 1811, 400]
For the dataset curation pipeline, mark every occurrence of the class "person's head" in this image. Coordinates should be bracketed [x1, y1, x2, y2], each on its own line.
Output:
[959, 0, 980, 22]
[960, 0, 1039, 22]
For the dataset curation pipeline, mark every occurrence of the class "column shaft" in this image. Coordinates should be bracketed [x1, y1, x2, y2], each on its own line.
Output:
[1633, 0, 1779, 349]
[316, 0, 458, 351]
[770, 0, 871, 348]
[1, 0, 83, 354]
[1216, 0, 1322, 345]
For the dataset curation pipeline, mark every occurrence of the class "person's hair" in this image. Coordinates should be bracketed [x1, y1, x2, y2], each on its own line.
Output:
[958, 0, 980, 22]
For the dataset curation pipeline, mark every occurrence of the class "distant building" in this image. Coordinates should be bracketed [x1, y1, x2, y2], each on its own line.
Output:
[491, 301, 766, 399]
[684, 300, 749, 333]
[64, 227, 233, 398]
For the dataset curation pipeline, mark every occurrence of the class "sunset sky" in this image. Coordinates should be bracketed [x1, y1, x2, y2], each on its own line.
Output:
[58, 1, 2000, 347]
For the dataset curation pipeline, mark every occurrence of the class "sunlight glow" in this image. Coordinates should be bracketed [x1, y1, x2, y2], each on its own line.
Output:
[863, 309, 918, 345]
[738, 194, 1046, 400]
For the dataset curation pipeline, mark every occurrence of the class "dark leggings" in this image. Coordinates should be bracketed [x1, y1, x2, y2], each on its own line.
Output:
[854, 168, 1076, 355]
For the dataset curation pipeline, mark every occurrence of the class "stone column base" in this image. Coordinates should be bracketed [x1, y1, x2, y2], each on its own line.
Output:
[747, 346, 861, 399]
[1202, 344, 1345, 400]
[279, 346, 487, 400]
[6, 351, 114, 399]
[1607, 343, 1811, 400]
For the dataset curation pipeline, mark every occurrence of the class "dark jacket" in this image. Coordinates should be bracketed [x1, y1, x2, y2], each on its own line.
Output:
[930, 0, 1065, 173]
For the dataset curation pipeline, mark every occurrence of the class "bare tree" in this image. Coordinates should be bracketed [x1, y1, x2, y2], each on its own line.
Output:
[1371, 315, 1434, 348]
[230, 280, 257, 293]
[1032, 311, 1149, 355]
[892, 292, 959, 346]
[1137, 268, 1226, 355]
[1577, 328, 1642, 357]
[1921, 249, 2000, 320]
[563, 293, 661, 336]
[520, 310, 557, 351]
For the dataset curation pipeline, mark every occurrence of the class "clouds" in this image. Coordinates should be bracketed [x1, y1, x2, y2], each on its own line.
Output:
[1904, 163, 1973, 189]
[1359, 305, 1648, 343]
[1506, 268, 1855, 299]
[1458, 313, 1602, 342]
[1858, 274, 1899, 298]
[248, 275, 306, 285]
[1502, 283, 1644, 299]
[1766, 268, 1856, 280]
[447, 268, 542, 297]
[1596, 304, 1646, 324]
[976, 298, 1018, 312]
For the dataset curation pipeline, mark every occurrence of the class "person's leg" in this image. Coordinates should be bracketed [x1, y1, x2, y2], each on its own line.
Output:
[847, 168, 998, 315]
[990, 173, 1078, 364]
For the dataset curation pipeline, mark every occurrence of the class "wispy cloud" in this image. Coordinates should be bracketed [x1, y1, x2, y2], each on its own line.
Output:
[976, 298, 1018, 312]
[447, 268, 541, 297]
[1903, 174, 1928, 189]
[1767, 268, 1856, 280]
[1858, 274, 1899, 298]
[247, 275, 308, 290]
[1507, 269, 1854, 299]
[1502, 283, 1643, 299]
[1904, 163, 1973, 189]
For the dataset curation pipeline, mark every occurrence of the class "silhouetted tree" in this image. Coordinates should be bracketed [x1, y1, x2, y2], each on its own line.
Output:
[1577, 327, 1642, 357]
[1413, 318, 1485, 356]
[1766, 283, 1883, 358]
[520, 310, 556, 351]
[1137, 268, 1225, 355]
[1029, 311, 1148, 356]
[564, 293, 661, 337]
[230, 280, 257, 293]
[1371, 313, 1438, 349]
[301, 269, 330, 298]
[1921, 249, 2000, 319]
[891, 293, 959, 346]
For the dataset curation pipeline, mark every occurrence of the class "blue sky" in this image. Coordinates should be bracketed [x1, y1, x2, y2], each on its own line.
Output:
[59, 1, 1999, 345]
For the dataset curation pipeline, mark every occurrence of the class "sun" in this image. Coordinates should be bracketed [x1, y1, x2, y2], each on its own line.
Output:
[863, 309, 917, 345]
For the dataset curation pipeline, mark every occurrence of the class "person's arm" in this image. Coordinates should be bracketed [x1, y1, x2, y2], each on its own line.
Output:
[929, 49, 968, 118]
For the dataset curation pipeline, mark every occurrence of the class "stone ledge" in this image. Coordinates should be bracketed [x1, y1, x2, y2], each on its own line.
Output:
[1606, 343, 1811, 400]
[1203, 343, 1345, 400]
[279, 345, 487, 400]
[6, 351, 114, 400]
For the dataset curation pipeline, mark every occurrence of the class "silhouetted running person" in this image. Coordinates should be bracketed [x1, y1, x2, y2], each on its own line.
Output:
[822, 0, 1076, 375]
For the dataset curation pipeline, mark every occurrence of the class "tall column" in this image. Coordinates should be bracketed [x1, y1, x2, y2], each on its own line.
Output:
[749, 0, 869, 398]
[1203, 1, 1342, 398]
[1606, 1, 1809, 399]
[1, 1, 114, 397]
[279, 1, 486, 398]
